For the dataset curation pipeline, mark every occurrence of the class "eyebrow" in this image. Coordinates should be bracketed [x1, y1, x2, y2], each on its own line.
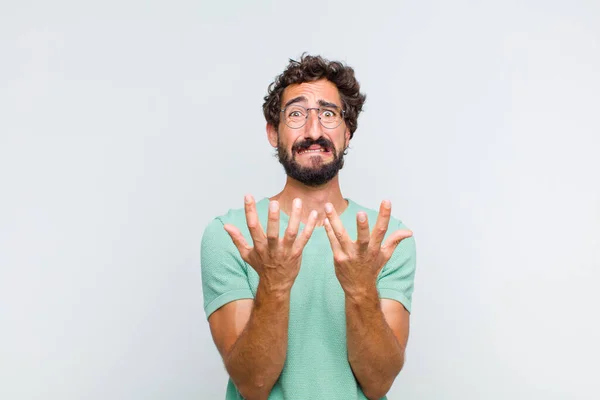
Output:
[318, 99, 341, 109]
[283, 96, 307, 109]
[282, 96, 342, 109]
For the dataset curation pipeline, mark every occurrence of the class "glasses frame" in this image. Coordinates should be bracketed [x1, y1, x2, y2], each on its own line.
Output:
[280, 104, 346, 129]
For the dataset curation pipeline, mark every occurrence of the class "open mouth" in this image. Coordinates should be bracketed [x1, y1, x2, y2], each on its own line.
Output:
[296, 145, 331, 155]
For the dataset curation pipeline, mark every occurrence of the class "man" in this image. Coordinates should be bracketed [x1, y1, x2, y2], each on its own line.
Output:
[201, 54, 416, 400]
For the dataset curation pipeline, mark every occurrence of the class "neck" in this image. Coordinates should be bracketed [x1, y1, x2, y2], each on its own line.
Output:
[270, 175, 348, 226]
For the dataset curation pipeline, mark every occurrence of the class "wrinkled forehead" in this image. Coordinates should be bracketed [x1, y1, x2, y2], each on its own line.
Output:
[281, 79, 343, 108]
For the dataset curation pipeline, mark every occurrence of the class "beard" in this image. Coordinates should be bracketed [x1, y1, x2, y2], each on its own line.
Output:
[276, 136, 345, 187]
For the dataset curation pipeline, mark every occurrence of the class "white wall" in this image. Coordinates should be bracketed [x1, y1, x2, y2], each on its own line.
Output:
[1, 1, 599, 399]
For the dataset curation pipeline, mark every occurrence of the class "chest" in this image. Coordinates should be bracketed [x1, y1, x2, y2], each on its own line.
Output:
[246, 230, 346, 323]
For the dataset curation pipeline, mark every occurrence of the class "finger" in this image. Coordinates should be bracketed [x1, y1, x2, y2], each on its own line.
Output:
[369, 199, 392, 250]
[323, 217, 343, 254]
[266, 200, 280, 252]
[283, 198, 302, 248]
[356, 212, 370, 253]
[381, 229, 413, 261]
[324, 203, 351, 250]
[293, 209, 318, 252]
[244, 195, 266, 248]
[223, 223, 252, 261]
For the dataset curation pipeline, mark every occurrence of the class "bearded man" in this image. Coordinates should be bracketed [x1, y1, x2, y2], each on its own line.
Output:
[201, 54, 416, 400]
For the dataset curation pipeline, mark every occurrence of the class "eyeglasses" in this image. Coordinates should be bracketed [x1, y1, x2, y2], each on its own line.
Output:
[280, 104, 346, 129]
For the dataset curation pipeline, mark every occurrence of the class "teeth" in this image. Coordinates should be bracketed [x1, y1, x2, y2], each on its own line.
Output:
[299, 148, 326, 154]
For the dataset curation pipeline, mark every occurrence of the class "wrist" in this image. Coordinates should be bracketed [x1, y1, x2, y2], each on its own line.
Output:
[256, 280, 293, 301]
[343, 282, 379, 305]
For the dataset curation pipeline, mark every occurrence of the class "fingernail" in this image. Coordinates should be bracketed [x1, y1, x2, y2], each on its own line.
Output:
[324, 218, 330, 225]
[245, 195, 252, 204]
[325, 203, 333, 213]
[383, 199, 391, 209]
[294, 198, 302, 208]
[310, 210, 317, 219]
[358, 213, 366, 222]
[270, 201, 279, 211]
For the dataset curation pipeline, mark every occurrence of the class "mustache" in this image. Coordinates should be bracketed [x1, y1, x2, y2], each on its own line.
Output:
[292, 137, 334, 153]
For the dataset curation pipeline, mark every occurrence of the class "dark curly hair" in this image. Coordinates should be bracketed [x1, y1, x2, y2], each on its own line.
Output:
[262, 54, 366, 139]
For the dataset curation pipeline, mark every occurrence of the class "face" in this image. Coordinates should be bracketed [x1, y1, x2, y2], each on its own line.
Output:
[267, 79, 351, 187]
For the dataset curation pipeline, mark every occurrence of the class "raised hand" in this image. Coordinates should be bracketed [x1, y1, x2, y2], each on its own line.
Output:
[323, 200, 413, 297]
[223, 195, 318, 293]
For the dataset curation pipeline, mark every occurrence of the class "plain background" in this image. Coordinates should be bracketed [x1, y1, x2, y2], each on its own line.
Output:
[1, 0, 599, 399]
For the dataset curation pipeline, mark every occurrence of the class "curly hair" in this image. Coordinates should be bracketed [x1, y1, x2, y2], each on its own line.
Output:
[262, 54, 366, 139]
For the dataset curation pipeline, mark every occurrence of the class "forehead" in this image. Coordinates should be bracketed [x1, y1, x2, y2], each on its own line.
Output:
[281, 79, 342, 106]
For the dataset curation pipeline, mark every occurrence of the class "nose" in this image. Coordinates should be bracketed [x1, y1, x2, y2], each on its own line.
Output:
[304, 109, 323, 140]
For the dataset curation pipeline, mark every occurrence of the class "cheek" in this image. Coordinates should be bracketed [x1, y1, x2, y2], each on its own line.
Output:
[335, 132, 348, 151]
[278, 130, 302, 149]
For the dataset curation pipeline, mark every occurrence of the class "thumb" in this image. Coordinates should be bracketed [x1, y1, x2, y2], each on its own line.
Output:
[381, 230, 413, 261]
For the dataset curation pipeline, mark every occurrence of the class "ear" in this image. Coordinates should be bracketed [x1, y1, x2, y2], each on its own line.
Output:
[267, 123, 278, 147]
[344, 127, 351, 148]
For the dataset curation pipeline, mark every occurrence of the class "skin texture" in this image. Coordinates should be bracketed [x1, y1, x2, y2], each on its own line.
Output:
[208, 79, 412, 400]
[323, 201, 413, 399]
[215, 197, 318, 400]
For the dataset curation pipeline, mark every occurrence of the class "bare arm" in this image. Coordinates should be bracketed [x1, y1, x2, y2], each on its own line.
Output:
[209, 286, 291, 400]
[212, 196, 317, 400]
[345, 291, 409, 400]
[322, 200, 413, 400]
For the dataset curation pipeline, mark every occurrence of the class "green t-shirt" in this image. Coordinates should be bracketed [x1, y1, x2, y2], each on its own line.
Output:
[201, 198, 417, 400]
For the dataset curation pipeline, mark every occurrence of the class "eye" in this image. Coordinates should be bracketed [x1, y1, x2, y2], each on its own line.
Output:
[322, 109, 336, 118]
[286, 107, 306, 118]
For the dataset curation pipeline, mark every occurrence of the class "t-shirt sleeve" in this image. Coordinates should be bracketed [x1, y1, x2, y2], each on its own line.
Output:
[376, 221, 417, 313]
[200, 217, 254, 319]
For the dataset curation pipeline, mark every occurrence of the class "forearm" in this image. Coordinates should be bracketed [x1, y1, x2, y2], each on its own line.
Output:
[225, 284, 291, 400]
[345, 285, 404, 400]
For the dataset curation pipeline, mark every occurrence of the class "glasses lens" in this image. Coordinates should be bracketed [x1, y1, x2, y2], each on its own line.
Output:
[284, 105, 307, 128]
[282, 105, 344, 129]
[319, 107, 343, 128]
